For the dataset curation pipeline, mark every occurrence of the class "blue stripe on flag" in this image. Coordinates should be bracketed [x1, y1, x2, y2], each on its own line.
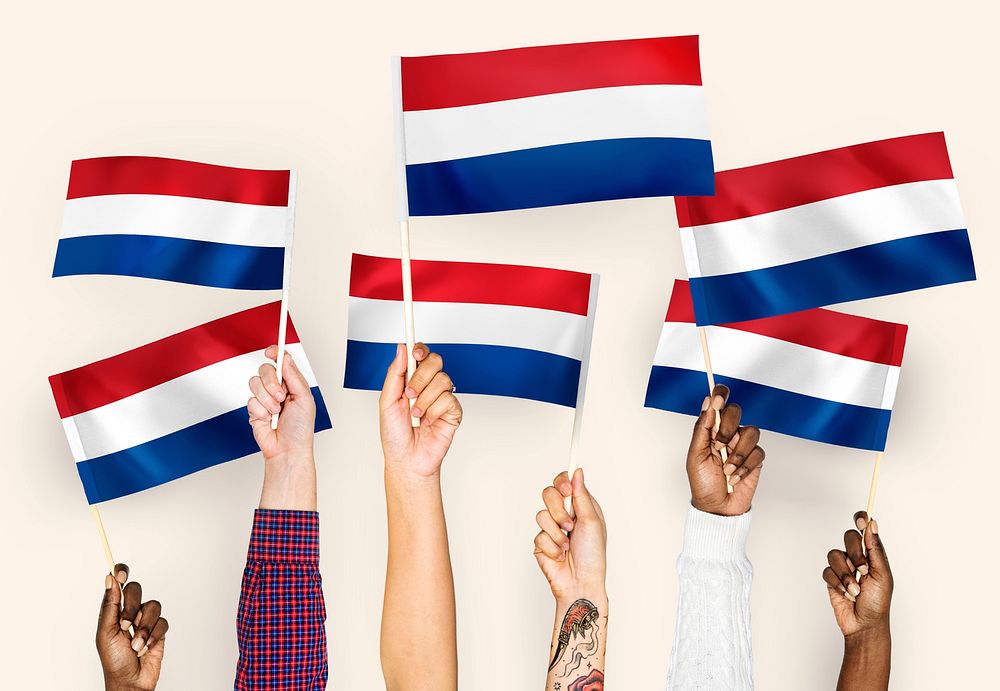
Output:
[76, 387, 332, 504]
[689, 229, 976, 325]
[52, 234, 285, 290]
[344, 340, 581, 407]
[405, 137, 714, 216]
[644, 366, 891, 451]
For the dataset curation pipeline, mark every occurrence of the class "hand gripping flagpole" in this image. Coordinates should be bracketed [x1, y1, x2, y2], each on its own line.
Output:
[565, 275, 600, 513]
[271, 171, 298, 430]
[698, 326, 733, 493]
[393, 57, 420, 428]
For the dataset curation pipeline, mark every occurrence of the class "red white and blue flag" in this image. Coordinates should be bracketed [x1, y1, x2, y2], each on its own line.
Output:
[345, 254, 598, 407]
[675, 132, 975, 325]
[49, 303, 332, 504]
[645, 281, 907, 451]
[397, 36, 714, 216]
[53, 156, 294, 290]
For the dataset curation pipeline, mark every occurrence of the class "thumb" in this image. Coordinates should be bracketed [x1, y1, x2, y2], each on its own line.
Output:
[687, 401, 715, 468]
[379, 344, 407, 411]
[97, 573, 122, 639]
[281, 351, 311, 398]
[571, 468, 599, 523]
[864, 519, 891, 580]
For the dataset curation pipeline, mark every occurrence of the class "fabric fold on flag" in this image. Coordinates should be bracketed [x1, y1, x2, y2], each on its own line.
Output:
[675, 132, 976, 325]
[645, 280, 907, 451]
[398, 36, 714, 216]
[53, 156, 293, 290]
[49, 302, 332, 504]
[345, 253, 598, 407]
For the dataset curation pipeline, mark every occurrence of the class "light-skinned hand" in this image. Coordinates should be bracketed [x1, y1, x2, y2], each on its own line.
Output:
[247, 345, 316, 464]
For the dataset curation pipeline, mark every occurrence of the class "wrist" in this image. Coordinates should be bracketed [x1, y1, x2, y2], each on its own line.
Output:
[844, 621, 891, 652]
[554, 587, 608, 610]
[259, 451, 317, 511]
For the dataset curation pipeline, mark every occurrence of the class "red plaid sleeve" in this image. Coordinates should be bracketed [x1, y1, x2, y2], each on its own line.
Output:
[235, 509, 328, 690]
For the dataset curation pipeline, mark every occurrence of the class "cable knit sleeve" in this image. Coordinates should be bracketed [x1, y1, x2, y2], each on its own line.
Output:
[666, 505, 754, 691]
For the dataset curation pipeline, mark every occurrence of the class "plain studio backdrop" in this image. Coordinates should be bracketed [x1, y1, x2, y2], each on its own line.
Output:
[1, 1, 996, 688]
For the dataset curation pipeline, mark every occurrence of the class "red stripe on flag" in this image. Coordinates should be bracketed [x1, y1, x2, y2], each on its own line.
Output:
[66, 156, 291, 206]
[665, 280, 907, 366]
[401, 36, 702, 111]
[49, 302, 300, 418]
[675, 133, 953, 228]
[349, 254, 593, 316]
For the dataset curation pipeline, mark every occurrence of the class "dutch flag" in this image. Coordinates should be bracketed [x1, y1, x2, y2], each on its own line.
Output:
[53, 156, 294, 290]
[645, 280, 907, 452]
[345, 254, 598, 408]
[48, 303, 332, 504]
[675, 132, 976, 325]
[396, 36, 714, 216]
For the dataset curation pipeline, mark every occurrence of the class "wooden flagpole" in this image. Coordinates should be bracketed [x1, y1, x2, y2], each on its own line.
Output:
[565, 276, 600, 512]
[271, 171, 298, 430]
[698, 326, 732, 492]
[393, 57, 420, 428]
[90, 505, 115, 572]
[865, 452, 883, 519]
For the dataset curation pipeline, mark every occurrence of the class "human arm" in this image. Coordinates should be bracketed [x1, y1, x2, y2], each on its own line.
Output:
[533, 469, 608, 691]
[96, 564, 169, 691]
[235, 346, 328, 690]
[822, 511, 892, 691]
[667, 385, 765, 691]
[379, 343, 463, 691]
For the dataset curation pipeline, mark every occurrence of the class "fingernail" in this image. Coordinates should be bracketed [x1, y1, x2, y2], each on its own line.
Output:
[562, 522, 574, 532]
[105, 574, 114, 589]
[132, 636, 144, 653]
[848, 583, 861, 597]
[559, 483, 572, 496]
[855, 516, 868, 532]
[729, 473, 742, 486]
[858, 564, 869, 576]
[405, 387, 416, 399]
[562, 542, 570, 552]
[870, 519, 878, 535]
[723, 463, 736, 475]
[411, 407, 423, 418]
[846, 559, 855, 573]
[845, 591, 857, 603]
[274, 389, 286, 401]
[712, 394, 724, 411]
[558, 552, 565, 561]
[137, 645, 149, 658]
[120, 620, 131, 632]
[701, 396, 710, 411]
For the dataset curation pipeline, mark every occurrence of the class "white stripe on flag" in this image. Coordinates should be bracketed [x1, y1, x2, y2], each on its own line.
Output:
[348, 297, 589, 360]
[654, 323, 899, 409]
[403, 84, 709, 165]
[67, 344, 316, 460]
[61, 194, 290, 247]
[679, 178, 965, 278]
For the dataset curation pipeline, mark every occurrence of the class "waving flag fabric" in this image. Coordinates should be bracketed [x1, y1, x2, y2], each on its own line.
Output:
[49, 302, 332, 504]
[645, 281, 906, 451]
[397, 36, 714, 216]
[345, 253, 598, 407]
[675, 132, 976, 325]
[53, 156, 293, 290]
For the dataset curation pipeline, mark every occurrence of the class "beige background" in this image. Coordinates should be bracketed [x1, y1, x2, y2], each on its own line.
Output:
[1, 1, 996, 688]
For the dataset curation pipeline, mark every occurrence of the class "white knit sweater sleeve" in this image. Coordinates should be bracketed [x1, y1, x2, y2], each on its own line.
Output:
[666, 504, 754, 691]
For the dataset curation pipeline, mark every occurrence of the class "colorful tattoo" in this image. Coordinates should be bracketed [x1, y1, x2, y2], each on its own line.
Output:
[568, 669, 604, 691]
[548, 598, 600, 672]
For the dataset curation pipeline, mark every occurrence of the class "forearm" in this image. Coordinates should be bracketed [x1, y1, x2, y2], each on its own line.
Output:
[380, 469, 457, 691]
[259, 452, 317, 511]
[667, 506, 754, 691]
[838, 625, 891, 691]
[546, 591, 608, 691]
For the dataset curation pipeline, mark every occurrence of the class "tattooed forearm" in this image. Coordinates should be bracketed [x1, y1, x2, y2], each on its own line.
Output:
[546, 597, 607, 691]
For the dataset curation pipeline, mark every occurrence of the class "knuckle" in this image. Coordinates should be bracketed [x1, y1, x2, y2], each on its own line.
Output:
[427, 352, 443, 367]
[827, 549, 841, 563]
[535, 510, 549, 525]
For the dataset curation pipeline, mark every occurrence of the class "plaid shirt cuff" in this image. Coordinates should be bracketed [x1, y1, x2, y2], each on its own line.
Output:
[246, 509, 320, 564]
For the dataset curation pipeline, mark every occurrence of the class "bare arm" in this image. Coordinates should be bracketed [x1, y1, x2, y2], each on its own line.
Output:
[379, 344, 463, 691]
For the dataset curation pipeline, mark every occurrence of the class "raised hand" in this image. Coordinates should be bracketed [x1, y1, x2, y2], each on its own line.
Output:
[96, 564, 169, 691]
[687, 384, 765, 516]
[379, 343, 463, 478]
[247, 345, 316, 463]
[823, 512, 893, 690]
